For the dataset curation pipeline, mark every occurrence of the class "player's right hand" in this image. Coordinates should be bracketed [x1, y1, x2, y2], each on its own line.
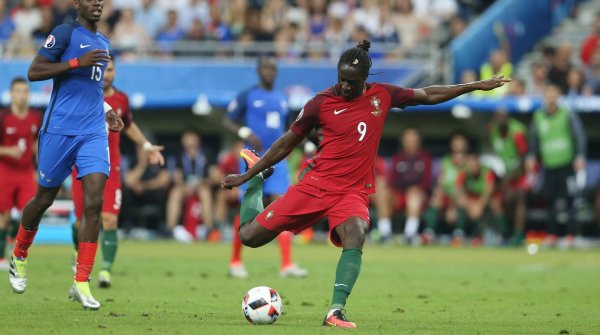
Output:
[78, 49, 111, 67]
[3, 146, 24, 159]
[221, 173, 248, 190]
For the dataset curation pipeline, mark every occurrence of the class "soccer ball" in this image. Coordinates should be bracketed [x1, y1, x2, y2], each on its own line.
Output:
[241, 286, 283, 325]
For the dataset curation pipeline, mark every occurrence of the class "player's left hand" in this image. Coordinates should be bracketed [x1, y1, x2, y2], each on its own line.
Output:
[221, 173, 248, 190]
[106, 110, 124, 132]
[478, 75, 511, 91]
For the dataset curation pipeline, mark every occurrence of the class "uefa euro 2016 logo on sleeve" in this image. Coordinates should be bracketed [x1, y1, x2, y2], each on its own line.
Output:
[44, 35, 56, 49]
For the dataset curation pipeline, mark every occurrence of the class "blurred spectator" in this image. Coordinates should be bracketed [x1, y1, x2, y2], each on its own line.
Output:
[449, 14, 467, 39]
[352, 0, 380, 39]
[584, 48, 600, 95]
[527, 84, 587, 245]
[11, 0, 41, 40]
[565, 67, 586, 98]
[101, 0, 122, 35]
[507, 77, 526, 97]
[166, 129, 213, 233]
[227, 0, 248, 38]
[455, 152, 505, 246]
[179, 0, 211, 32]
[371, 1, 398, 44]
[324, 17, 348, 59]
[370, 155, 391, 242]
[32, 5, 54, 41]
[548, 43, 573, 94]
[156, 9, 186, 56]
[392, 0, 429, 48]
[243, 8, 274, 42]
[488, 108, 528, 245]
[112, 7, 149, 57]
[206, 2, 234, 41]
[274, 21, 305, 59]
[261, 0, 289, 37]
[422, 132, 468, 242]
[122, 145, 170, 232]
[527, 62, 548, 97]
[0, 0, 15, 43]
[185, 18, 205, 41]
[53, 0, 77, 25]
[413, 0, 458, 27]
[479, 49, 512, 96]
[135, 0, 165, 39]
[307, 0, 327, 42]
[580, 12, 600, 66]
[387, 128, 432, 242]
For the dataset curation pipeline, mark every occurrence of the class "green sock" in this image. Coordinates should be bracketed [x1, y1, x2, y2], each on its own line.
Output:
[240, 176, 264, 225]
[0, 228, 7, 259]
[101, 229, 118, 272]
[9, 219, 19, 239]
[71, 224, 79, 251]
[331, 249, 362, 309]
[456, 209, 467, 232]
[424, 207, 439, 230]
[495, 214, 508, 236]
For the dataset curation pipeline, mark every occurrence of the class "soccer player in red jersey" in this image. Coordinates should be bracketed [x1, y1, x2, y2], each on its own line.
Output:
[0, 78, 42, 271]
[71, 59, 164, 288]
[222, 41, 509, 328]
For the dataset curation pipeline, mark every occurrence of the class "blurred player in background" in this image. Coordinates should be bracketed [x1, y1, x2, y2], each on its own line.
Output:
[455, 152, 505, 246]
[422, 132, 468, 242]
[9, 0, 124, 310]
[223, 55, 308, 279]
[223, 40, 509, 328]
[488, 108, 528, 245]
[71, 59, 164, 288]
[527, 84, 586, 247]
[0, 78, 41, 271]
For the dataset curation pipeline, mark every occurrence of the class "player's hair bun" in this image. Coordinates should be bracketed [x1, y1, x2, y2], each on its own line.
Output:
[357, 40, 371, 52]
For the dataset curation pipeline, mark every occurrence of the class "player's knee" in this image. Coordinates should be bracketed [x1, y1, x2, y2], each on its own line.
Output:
[84, 194, 104, 213]
[340, 219, 368, 248]
[102, 214, 118, 230]
[33, 193, 55, 212]
[238, 222, 263, 248]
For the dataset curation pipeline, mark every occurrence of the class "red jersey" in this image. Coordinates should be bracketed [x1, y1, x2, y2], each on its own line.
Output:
[105, 89, 133, 172]
[0, 109, 42, 170]
[291, 83, 414, 194]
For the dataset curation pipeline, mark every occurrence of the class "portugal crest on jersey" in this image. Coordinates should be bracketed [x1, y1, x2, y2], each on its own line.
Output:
[371, 96, 382, 116]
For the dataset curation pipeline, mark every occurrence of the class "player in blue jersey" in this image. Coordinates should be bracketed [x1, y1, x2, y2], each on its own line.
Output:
[224, 56, 308, 279]
[9, 0, 124, 310]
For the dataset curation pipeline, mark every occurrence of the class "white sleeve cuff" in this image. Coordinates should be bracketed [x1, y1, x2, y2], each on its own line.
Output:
[103, 102, 113, 113]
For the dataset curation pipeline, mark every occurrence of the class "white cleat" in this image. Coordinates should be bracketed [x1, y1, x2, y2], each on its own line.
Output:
[0, 258, 9, 271]
[280, 263, 309, 278]
[229, 262, 248, 279]
[69, 281, 101, 310]
[9, 254, 27, 294]
[98, 270, 111, 288]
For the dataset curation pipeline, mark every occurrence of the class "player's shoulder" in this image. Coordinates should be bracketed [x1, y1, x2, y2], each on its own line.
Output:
[112, 88, 130, 101]
[52, 22, 77, 37]
[369, 82, 407, 93]
[97, 31, 110, 44]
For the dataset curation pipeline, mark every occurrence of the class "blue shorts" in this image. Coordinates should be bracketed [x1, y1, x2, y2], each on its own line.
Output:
[38, 132, 109, 188]
[240, 159, 290, 197]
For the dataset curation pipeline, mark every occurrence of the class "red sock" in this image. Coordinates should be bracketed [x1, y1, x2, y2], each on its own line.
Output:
[75, 242, 98, 282]
[14, 225, 38, 259]
[278, 231, 292, 269]
[230, 214, 242, 264]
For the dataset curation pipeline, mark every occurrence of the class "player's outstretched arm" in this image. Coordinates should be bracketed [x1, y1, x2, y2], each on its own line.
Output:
[125, 122, 165, 166]
[222, 130, 305, 189]
[28, 50, 111, 82]
[410, 75, 511, 106]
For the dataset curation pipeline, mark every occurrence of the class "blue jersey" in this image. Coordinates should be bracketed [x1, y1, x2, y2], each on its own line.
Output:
[38, 22, 110, 135]
[227, 86, 289, 153]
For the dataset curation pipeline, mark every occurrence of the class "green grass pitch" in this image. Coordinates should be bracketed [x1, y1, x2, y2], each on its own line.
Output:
[2, 241, 599, 334]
